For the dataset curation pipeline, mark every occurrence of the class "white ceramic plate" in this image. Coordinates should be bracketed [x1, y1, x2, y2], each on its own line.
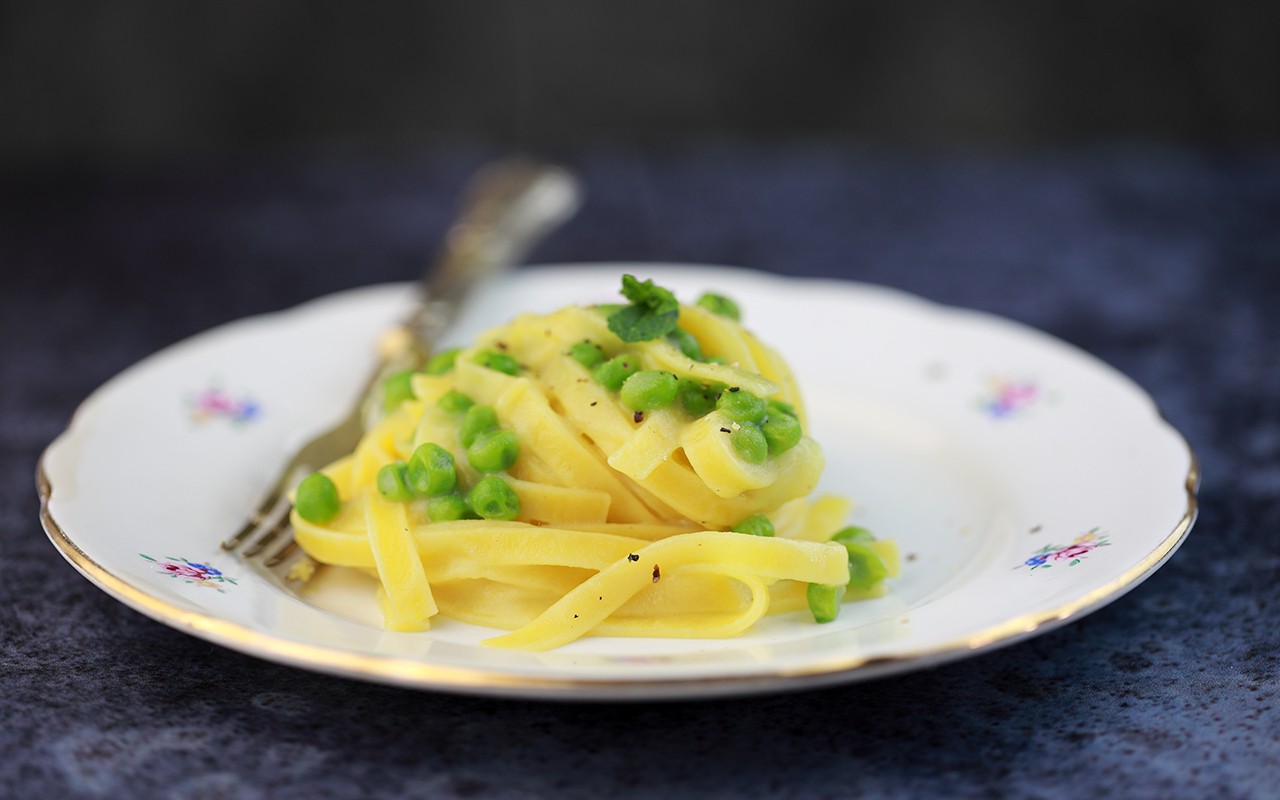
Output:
[38, 265, 1198, 700]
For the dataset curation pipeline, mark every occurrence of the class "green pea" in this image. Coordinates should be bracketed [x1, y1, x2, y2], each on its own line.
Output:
[807, 583, 845, 624]
[424, 347, 460, 375]
[475, 348, 520, 376]
[678, 378, 722, 418]
[459, 404, 499, 447]
[568, 340, 606, 369]
[592, 355, 639, 392]
[407, 443, 457, 497]
[468, 475, 521, 521]
[767, 399, 798, 419]
[717, 387, 767, 423]
[842, 541, 889, 590]
[375, 462, 414, 502]
[468, 429, 520, 472]
[666, 327, 703, 361]
[427, 493, 475, 522]
[295, 472, 340, 523]
[436, 389, 474, 415]
[730, 423, 768, 463]
[380, 369, 417, 413]
[761, 412, 802, 454]
[731, 513, 775, 537]
[832, 526, 876, 545]
[696, 292, 741, 321]
[619, 370, 679, 411]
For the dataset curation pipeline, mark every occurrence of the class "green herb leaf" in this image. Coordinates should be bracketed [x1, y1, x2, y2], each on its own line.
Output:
[607, 275, 680, 342]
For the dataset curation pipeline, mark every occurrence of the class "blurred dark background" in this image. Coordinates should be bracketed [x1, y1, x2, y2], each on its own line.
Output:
[4, 6, 1280, 799]
[2, 0, 1279, 166]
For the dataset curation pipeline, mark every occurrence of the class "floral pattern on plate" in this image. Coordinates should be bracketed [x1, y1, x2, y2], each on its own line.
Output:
[187, 385, 260, 426]
[141, 554, 239, 592]
[1018, 529, 1111, 571]
[978, 376, 1041, 419]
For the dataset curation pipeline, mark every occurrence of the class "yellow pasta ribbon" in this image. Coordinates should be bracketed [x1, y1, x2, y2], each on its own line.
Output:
[484, 532, 849, 651]
[364, 492, 437, 631]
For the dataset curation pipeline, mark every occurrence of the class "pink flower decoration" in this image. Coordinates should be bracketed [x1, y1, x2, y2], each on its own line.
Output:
[1053, 543, 1096, 560]
[1017, 529, 1110, 571]
[982, 378, 1040, 419]
[161, 562, 209, 580]
[142, 554, 238, 592]
[187, 386, 260, 425]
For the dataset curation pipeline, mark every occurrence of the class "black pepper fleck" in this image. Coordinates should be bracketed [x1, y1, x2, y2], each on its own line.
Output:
[720, 427, 732, 434]
[496, 341, 508, 350]
[652, 565, 661, 582]
[634, 410, 645, 423]
[590, 401, 598, 406]
[627, 553, 640, 562]
[728, 386, 740, 393]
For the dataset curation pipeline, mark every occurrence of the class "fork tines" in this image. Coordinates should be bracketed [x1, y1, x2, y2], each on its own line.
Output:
[222, 488, 300, 569]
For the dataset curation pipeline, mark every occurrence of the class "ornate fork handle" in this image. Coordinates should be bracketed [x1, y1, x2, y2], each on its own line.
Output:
[222, 160, 580, 568]
[367, 160, 581, 409]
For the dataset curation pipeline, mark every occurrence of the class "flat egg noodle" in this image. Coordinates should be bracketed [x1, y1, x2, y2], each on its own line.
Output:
[364, 490, 436, 631]
[431, 567, 768, 638]
[483, 532, 848, 651]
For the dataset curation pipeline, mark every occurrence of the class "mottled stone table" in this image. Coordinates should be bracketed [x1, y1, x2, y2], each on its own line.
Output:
[3, 147, 1276, 798]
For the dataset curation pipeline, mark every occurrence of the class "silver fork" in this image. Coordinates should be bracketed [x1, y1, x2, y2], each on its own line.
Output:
[221, 159, 581, 577]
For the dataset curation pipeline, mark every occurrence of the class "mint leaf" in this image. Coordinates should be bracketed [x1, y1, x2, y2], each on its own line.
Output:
[607, 275, 680, 342]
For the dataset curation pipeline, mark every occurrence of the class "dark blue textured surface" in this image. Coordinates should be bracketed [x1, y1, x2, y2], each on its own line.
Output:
[2, 146, 1277, 799]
